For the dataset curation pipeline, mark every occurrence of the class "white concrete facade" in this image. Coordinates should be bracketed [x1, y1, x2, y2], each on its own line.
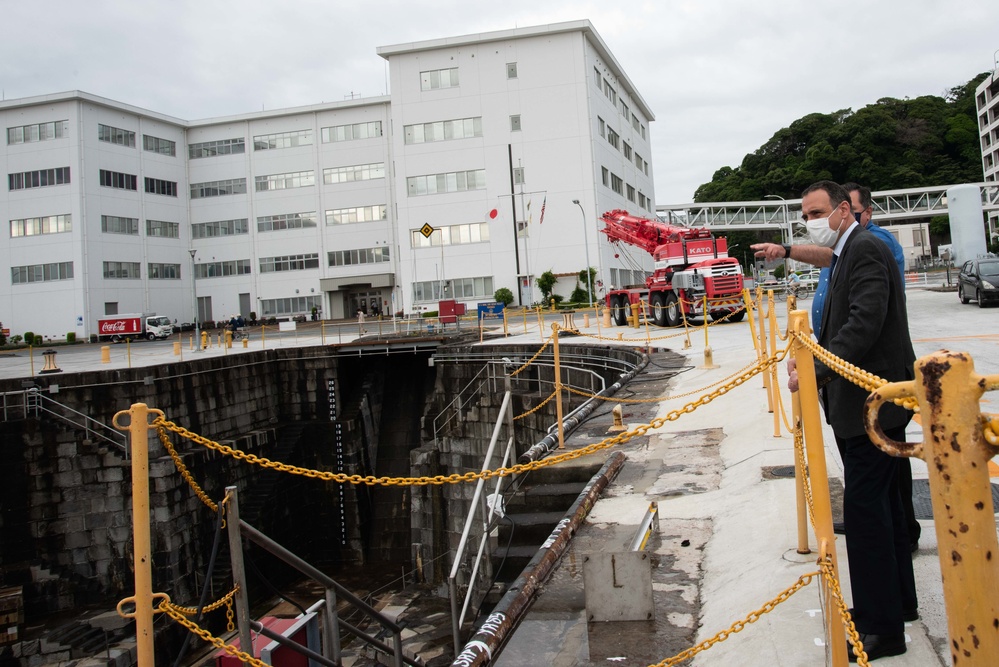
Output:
[976, 70, 999, 240]
[0, 20, 655, 341]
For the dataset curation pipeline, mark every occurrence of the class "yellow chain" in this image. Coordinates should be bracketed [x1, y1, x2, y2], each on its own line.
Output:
[512, 388, 559, 420]
[791, 332, 919, 412]
[156, 425, 219, 512]
[647, 571, 820, 666]
[159, 599, 268, 667]
[226, 596, 235, 632]
[169, 586, 240, 616]
[509, 335, 553, 377]
[793, 424, 817, 529]
[818, 556, 870, 667]
[152, 352, 781, 488]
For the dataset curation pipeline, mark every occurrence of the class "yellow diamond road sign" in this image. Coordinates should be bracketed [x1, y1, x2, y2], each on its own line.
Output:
[420, 223, 435, 238]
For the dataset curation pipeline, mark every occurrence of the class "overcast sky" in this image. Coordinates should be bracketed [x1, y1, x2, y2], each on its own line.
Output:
[2, 0, 996, 202]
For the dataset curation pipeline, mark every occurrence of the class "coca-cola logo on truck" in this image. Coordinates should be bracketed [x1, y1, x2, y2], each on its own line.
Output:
[99, 319, 139, 334]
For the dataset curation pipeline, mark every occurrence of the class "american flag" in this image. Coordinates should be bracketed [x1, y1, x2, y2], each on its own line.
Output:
[539, 195, 547, 225]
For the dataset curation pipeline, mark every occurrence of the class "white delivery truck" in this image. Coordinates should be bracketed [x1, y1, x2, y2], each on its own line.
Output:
[96, 313, 174, 342]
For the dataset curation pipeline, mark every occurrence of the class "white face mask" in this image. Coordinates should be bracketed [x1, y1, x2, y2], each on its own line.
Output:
[805, 206, 845, 248]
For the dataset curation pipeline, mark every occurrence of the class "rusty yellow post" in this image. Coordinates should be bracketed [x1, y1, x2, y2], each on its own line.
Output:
[522, 307, 528, 334]
[550, 298, 555, 312]
[503, 307, 509, 337]
[321, 321, 326, 345]
[126, 339, 132, 368]
[552, 323, 565, 449]
[641, 300, 651, 347]
[865, 351, 999, 666]
[536, 307, 544, 337]
[699, 295, 718, 369]
[743, 288, 759, 354]
[113, 403, 159, 667]
[679, 297, 692, 349]
[788, 311, 847, 666]
[630, 302, 640, 329]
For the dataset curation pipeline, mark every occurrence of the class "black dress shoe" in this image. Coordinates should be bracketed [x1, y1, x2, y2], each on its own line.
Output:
[833, 521, 846, 534]
[848, 632, 906, 662]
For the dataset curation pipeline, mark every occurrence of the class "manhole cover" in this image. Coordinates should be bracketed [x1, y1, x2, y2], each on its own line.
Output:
[912, 480, 999, 520]
[762, 465, 798, 480]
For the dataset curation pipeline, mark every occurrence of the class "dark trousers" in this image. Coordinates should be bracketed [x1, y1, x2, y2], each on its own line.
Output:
[837, 425, 917, 635]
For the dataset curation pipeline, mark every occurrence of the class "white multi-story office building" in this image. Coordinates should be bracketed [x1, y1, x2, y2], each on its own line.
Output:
[0, 20, 655, 340]
[976, 69, 999, 240]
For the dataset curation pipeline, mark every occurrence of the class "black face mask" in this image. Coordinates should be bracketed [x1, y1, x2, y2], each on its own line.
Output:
[854, 212, 863, 223]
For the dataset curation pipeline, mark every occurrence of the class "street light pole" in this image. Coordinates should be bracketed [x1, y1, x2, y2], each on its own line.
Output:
[764, 194, 792, 276]
[572, 200, 594, 305]
[189, 249, 201, 352]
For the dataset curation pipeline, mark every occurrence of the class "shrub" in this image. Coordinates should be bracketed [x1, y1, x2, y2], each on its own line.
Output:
[422, 311, 439, 318]
[11, 335, 23, 345]
[0, 331, 5, 346]
[494, 287, 514, 307]
[66, 332, 76, 343]
[23, 331, 35, 345]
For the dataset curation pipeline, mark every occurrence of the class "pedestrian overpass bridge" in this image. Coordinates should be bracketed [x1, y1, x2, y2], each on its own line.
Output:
[656, 183, 999, 238]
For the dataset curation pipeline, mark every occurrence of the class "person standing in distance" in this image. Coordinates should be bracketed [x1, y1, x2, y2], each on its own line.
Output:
[787, 181, 916, 662]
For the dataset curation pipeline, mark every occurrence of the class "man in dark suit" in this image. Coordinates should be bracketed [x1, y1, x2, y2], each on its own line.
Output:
[788, 181, 917, 661]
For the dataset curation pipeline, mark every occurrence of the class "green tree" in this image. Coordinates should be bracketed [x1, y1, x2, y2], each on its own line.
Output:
[493, 287, 514, 306]
[536, 270, 558, 303]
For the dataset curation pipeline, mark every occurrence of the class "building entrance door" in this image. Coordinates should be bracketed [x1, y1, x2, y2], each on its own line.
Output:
[347, 291, 381, 317]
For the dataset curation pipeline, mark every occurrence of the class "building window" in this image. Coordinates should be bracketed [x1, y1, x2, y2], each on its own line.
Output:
[101, 215, 139, 235]
[259, 296, 320, 316]
[420, 67, 459, 91]
[324, 163, 385, 184]
[254, 170, 315, 192]
[631, 113, 641, 132]
[189, 138, 245, 159]
[627, 184, 636, 202]
[507, 62, 518, 79]
[410, 222, 490, 248]
[98, 124, 136, 147]
[148, 263, 181, 279]
[321, 121, 383, 143]
[412, 276, 493, 302]
[598, 117, 605, 138]
[635, 152, 643, 170]
[10, 214, 71, 237]
[146, 220, 180, 238]
[143, 135, 176, 156]
[513, 167, 525, 185]
[103, 261, 141, 279]
[620, 100, 630, 118]
[192, 218, 249, 238]
[328, 246, 391, 267]
[640, 123, 646, 140]
[510, 115, 522, 131]
[611, 173, 623, 195]
[406, 170, 486, 196]
[325, 205, 387, 225]
[643, 159, 649, 175]
[403, 117, 482, 144]
[144, 177, 178, 196]
[190, 178, 247, 199]
[638, 192, 648, 210]
[195, 259, 252, 278]
[623, 142, 632, 160]
[607, 128, 619, 150]
[257, 211, 318, 232]
[259, 254, 320, 273]
[603, 79, 617, 105]
[593, 67, 601, 88]
[252, 129, 313, 150]
[9, 167, 71, 190]
[11, 261, 74, 284]
[99, 169, 137, 191]
[7, 120, 68, 145]
[602, 167, 609, 187]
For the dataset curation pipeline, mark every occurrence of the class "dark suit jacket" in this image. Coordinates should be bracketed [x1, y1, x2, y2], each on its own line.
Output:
[816, 225, 915, 438]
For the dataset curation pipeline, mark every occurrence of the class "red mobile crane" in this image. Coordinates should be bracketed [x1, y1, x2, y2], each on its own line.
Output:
[600, 209, 746, 327]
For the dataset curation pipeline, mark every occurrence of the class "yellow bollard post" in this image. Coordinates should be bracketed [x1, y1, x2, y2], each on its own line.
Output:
[700, 295, 718, 369]
[788, 310, 848, 666]
[583, 313, 590, 328]
[173, 341, 180, 356]
[791, 391, 811, 555]
[126, 338, 132, 369]
[550, 298, 555, 313]
[321, 321, 326, 346]
[189, 334, 194, 351]
[200, 330, 208, 350]
[503, 307, 509, 337]
[102, 345, 111, 364]
[601, 303, 610, 329]
[523, 307, 528, 334]
[630, 302, 640, 329]
[768, 291, 781, 437]
[112, 403, 158, 667]
[536, 307, 544, 338]
[760, 293, 774, 413]
[242, 337, 248, 348]
[552, 323, 565, 449]
[743, 288, 760, 354]
[225, 330, 233, 349]
[679, 297, 692, 349]
[865, 351, 999, 666]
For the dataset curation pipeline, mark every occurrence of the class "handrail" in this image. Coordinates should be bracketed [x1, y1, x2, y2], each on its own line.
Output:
[448, 390, 514, 652]
[432, 364, 491, 448]
[0, 388, 128, 453]
[239, 519, 417, 667]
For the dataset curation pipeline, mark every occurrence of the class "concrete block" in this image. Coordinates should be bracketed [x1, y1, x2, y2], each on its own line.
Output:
[98, 468, 124, 483]
[56, 442, 77, 458]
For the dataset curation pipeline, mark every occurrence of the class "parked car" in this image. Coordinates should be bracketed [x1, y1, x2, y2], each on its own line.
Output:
[797, 269, 823, 294]
[957, 258, 999, 307]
